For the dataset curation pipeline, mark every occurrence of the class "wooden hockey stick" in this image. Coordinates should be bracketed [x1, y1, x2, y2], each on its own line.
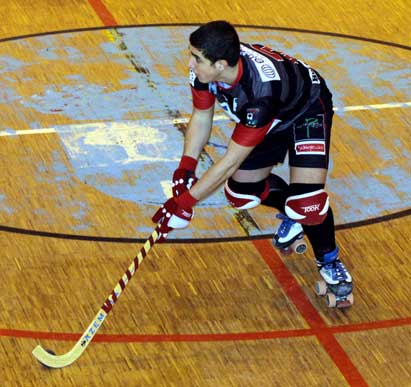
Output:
[32, 227, 160, 369]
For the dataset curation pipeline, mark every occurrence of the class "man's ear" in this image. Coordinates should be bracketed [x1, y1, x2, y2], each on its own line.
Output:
[215, 60, 227, 71]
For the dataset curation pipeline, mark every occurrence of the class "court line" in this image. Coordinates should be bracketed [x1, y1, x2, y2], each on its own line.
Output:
[1, 24, 411, 52]
[87, 0, 117, 26]
[1, 316, 410, 342]
[1, 208, 410, 243]
[253, 239, 368, 386]
[1, 101, 410, 137]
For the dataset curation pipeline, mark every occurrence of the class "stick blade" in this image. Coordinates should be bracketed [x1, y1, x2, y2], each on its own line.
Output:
[32, 345, 78, 369]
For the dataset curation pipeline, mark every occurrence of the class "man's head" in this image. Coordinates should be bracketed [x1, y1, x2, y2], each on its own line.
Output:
[189, 21, 240, 66]
[189, 21, 240, 83]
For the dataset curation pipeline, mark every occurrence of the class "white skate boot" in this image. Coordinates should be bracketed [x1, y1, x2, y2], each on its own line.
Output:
[273, 213, 307, 255]
[314, 247, 353, 308]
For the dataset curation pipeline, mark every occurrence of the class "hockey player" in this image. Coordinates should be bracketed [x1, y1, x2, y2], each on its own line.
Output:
[152, 20, 352, 307]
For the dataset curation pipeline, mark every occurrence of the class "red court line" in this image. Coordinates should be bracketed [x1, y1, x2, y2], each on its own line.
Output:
[88, 0, 118, 26]
[0, 328, 313, 342]
[252, 239, 368, 387]
[253, 239, 325, 329]
[1, 316, 411, 343]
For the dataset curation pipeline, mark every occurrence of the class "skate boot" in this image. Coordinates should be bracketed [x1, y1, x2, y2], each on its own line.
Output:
[273, 213, 307, 255]
[314, 247, 353, 308]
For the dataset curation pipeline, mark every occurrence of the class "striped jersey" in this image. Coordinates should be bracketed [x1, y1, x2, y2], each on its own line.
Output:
[190, 43, 327, 147]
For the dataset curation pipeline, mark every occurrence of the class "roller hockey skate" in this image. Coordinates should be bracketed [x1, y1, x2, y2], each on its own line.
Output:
[273, 213, 307, 255]
[314, 247, 353, 308]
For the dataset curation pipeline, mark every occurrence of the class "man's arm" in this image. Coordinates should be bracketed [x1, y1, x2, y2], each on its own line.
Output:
[182, 105, 214, 160]
[189, 139, 255, 202]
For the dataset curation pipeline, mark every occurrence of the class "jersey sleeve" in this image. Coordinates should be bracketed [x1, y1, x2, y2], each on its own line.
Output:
[231, 98, 275, 147]
[189, 69, 215, 110]
[231, 122, 273, 146]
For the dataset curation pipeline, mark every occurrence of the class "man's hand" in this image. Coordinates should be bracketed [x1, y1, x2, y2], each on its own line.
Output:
[172, 155, 198, 197]
[152, 192, 197, 242]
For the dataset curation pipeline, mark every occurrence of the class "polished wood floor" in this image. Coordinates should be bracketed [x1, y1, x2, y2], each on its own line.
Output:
[1, 1, 410, 386]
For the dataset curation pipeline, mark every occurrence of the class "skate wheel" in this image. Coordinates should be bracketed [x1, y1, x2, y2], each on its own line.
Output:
[336, 293, 354, 308]
[293, 240, 307, 254]
[325, 293, 354, 308]
[315, 281, 327, 296]
[326, 293, 337, 308]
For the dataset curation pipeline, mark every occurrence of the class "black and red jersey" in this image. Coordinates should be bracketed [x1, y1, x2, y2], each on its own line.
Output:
[190, 43, 328, 147]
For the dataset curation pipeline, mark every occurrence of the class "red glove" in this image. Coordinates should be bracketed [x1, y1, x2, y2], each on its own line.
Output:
[172, 155, 198, 197]
[152, 191, 198, 242]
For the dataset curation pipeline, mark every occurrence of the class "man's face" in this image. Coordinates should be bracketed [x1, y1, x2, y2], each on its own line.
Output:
[188, 45, 221, 83]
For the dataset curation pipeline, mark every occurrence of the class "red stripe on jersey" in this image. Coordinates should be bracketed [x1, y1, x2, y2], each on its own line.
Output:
[231, 121, 272, 147]
[191, 87, 215, 110]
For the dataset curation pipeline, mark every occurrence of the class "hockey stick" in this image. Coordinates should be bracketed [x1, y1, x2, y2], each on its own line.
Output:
[32, 227, 160, 369]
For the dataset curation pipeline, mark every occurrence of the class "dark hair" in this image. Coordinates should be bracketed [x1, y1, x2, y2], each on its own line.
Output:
[189, 21, 240, 66]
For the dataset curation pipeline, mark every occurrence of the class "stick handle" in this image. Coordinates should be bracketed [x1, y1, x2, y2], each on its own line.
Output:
[32, 227, 160, 369]
[101, 227, 160, 313]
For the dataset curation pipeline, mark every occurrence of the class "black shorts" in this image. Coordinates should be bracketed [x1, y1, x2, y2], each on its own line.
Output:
[239, 92, 334, 170]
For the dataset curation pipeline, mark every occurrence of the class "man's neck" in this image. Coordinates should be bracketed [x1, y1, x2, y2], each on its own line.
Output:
[217, 60, 241, 85]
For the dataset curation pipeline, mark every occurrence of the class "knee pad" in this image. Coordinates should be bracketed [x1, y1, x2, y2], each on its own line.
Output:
[224, 178, 269, 210]
[285, 183, 329, 225]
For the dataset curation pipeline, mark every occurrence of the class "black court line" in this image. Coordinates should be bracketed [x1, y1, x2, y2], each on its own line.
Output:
[0, 207, 410, 243]
[0, 23, 410, 52]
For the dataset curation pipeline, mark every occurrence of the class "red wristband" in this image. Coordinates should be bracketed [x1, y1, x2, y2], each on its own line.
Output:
[175, 190, 198, 209]
[178, 155, 198, 171]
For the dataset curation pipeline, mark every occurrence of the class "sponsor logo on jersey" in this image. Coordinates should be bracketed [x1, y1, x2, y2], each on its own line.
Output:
[295, 141, 326, 155]
[245, 108, 259, 127]
[241, 45, 280, 82]
[293, 114, 326, 144]
[308, 68, 320, 84]
[261, 63, 277, 79]
[298, 60, 321, 84]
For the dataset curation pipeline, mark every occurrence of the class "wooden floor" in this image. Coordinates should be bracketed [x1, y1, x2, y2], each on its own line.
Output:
[1, 1, 411, 386]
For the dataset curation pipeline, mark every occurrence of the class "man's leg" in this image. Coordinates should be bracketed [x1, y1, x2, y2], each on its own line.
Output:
[226, 168, 307, 252]
[289, 166, 334, 256]
[288, 167, 353, 306]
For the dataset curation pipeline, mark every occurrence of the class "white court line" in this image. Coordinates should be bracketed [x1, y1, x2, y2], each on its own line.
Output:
[1, 101, 410, 137]
[0, 128, 57, 136]
[337, 101, 411, 112]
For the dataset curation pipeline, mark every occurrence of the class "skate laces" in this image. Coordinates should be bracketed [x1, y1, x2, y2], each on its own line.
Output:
[323, 260, 349, 282]
[275, 213, 295, 237]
